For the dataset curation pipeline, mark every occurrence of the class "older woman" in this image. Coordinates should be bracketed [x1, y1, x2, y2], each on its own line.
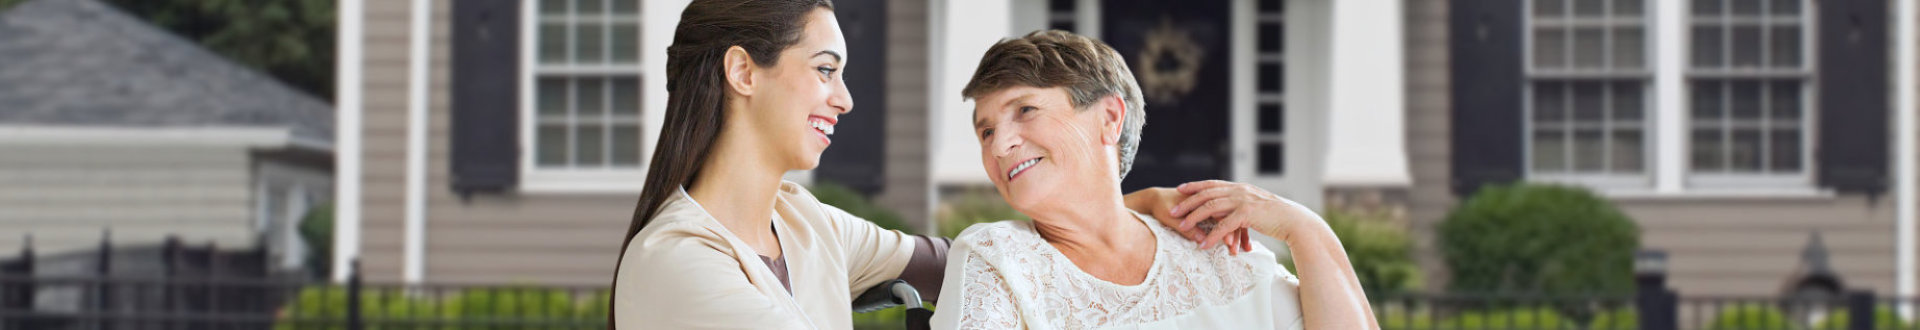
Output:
[930, 30, 1377, 329]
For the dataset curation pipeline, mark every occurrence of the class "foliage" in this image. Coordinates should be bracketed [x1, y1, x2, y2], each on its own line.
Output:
[1707, 304, 1793, 330]
[1815, 306, 1909, 330]
[812, 182, 913, 232]
[1439, 183, 1640, 296]
[299, 203, 333, 280]
[1280, 209, 1421, 295]
[1589, 308, 1639, 330]
[852, 305, 909, 330]
[274, 286, 440, 330]
[1450, 308, 1577, 329]
[936, 187, 1026, 237]
[275, 286, 607, 330]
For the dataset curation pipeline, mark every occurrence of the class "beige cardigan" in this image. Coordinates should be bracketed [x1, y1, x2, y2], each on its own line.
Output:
[613, 181, 917, 329]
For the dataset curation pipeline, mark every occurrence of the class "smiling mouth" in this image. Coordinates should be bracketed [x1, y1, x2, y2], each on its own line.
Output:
[808, 116, 836, 136]
[1007, 156, 1043, 181]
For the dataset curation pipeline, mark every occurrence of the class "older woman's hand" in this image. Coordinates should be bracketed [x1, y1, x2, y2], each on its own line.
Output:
[1162, 180, 1327, 253]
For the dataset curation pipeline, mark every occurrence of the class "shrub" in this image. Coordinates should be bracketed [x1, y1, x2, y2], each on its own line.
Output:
[1282, 209, 1421, 295]
[1815, 306, 1908, 330]
[1707, 304, 1793, 330]
[274, 286, 439, 330]
[812, 182, 913, 231]
[1451, 308, 1576, 329]
[1589, 308, 1638, 330]
[1439, 183, 1639, 296]
[936, 187, 1026, 237]
[298, 203, 333, 279]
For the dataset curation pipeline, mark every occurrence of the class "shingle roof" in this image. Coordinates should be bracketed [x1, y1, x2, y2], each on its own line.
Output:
[0, 0, 333, 146]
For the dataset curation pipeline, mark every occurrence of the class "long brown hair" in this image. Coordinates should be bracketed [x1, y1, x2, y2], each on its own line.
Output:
[610, 0, 833, 326]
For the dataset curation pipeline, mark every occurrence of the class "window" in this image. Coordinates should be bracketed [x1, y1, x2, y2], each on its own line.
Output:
[1525, 0, 1650, 184]
[1255, 0, 1284, 175]
[1686, 0, 1811, 183]
[529, 0, 644, 173]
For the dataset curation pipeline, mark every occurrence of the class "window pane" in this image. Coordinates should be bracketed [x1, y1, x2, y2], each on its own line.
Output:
[1729, 80, 1761, 120]
[612, 77, 640, 116]
[1259, 63, 1283, 93]
[1691, 81, 1724, 119]
[1258, 142, 1284, 175]
[1691, 129, 1724, 171]
[540, 0, 568, 15]
[1613, 129, 1644, 172]
[1770, 129, 1801, 171]
[1258, 104, 1283, 133]
[1534, 0, 1567, 17]
[612, 22, 640, 64]
[1573, 129, 1605, 172]
[1533, 82, 1567, 123]
[1768, 81, 1800, 120]
[1615, 0, 1644, 16]
[1572, 0, 1605, 16]
[1533, 130, 1568, 172]
[1535, 27, 1568, 69]
[577, 23, 607, 64]
[1692, 0, 1724, 16]
[1614, 27, 1645, 69]
[537, 78, 568, 117]
[1768, 25, 1801, 67]
[1691, 26, 1723, 67]
[537, 125, 569, 166]
[1729, 129, 1763, 171]
[1572, 82, 1605, 121]
[577, 125, 605, 166]
[613, 124, 641, 166]
[1572, 28, 1605, 68]
[1614, 81, 1643, 120]
[1730, 26, 1761, 67]
[540, 23, 567, 64]
[1259, 23, 1284, 53]
[612, 0, 638, 15]
[578, 78, 607, 118]
[577, 0, 605, 15]
[1769, 0, 1801, 15]
[1729, 0, 1761, 15]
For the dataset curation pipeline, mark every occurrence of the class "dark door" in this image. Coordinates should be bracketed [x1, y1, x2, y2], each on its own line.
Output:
[1105, 0, 1233, 191]
[816, 0, 888, 195]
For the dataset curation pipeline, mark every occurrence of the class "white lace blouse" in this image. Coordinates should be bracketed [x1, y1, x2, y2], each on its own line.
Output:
[930, 211, 1305, 330]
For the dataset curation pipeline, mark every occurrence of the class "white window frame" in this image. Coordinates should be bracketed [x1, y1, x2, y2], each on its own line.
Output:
[1521, 0, 1657, 190]
[1518, 0, 1825, 196]
[518, 0, 650, 193]
[1680, 0, 1818, 189]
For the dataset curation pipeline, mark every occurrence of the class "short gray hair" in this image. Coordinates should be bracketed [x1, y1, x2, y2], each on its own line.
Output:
[961, 30, 1147, 179]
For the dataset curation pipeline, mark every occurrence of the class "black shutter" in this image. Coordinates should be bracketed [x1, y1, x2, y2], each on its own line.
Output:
[816, 0, 887, 196]
[1449, 0, 1526, 196]
[450, 0, 521, 195]
[1815, 0, 1889, 195]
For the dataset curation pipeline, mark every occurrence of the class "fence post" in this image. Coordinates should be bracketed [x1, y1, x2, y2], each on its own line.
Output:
[1636, 250, 1677, 330]
[3, 235, 34, 330]
[97, 229, 112, 330]
[346, 259, 362, 330]
[1848, 290, 1875, 330]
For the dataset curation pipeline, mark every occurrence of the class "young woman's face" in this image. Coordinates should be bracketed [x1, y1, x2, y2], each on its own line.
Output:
[742, 8, 852, 171]
[972, 86, 1122, 212]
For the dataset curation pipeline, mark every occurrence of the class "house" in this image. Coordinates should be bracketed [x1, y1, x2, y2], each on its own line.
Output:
[334, 0, 1920, 299]
[0, 0, 335, 273]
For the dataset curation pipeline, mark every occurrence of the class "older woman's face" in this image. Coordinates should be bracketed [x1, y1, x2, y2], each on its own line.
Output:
[972, 86, 1122, 211]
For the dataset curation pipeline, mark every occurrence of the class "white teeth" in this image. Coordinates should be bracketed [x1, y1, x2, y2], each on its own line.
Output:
[810, 120, 835, 135]
[1008, 157, 1040, 179]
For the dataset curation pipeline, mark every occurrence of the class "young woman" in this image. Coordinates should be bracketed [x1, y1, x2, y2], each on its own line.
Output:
[608, 1, 1184, 328]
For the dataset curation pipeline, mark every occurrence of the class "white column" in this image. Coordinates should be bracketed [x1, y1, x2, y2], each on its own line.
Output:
[1894, 0, 1917, 316]
[930, 0, 1011, 186]
[401, 0, 433, 285]
[331, 0, 365, 283]
[1318, 0, 1409, 187]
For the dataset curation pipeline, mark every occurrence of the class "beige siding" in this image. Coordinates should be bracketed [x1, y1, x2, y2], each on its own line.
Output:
[880, 0, 934, 233]
[0, 144, 254, 255]
[1401, 0, 1898, 296]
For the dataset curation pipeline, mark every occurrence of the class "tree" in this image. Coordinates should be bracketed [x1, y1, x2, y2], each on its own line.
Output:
[1, 0, 336, 100]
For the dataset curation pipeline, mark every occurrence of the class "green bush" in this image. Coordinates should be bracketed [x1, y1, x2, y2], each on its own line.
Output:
[1815, 306, 1908, 330]
[1281, 210, 1421, 295]
[812, 182, 913, 231]
[274, 286, 439, 330]
[852, 305, 909, 330]
[1589, 308, 1638, 330]
[1449, 308, 1577, 329]
[1439, 183, 1639, 296]
[299, 203, 333, 279]
[936, 187, 1026, 237]
[1707, 304, 1793, 330]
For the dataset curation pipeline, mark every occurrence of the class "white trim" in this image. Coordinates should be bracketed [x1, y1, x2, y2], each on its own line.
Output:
[401, 0, 432, 285]
[332, 0, 364, 283]
[0, 126, 293, 147]
[1894, 0, 1917, 316]
[1229, 0, 1255, 182]
[1320, 0, 1409, 187]
[518, 0, 659, 194]
[1074, 0, 1099, 40]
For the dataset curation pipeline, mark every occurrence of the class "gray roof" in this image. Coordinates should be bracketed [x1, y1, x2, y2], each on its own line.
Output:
[0, 0, 333, 146]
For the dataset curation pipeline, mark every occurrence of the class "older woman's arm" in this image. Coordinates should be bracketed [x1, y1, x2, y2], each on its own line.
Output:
[1164, 180, 1379, 329]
